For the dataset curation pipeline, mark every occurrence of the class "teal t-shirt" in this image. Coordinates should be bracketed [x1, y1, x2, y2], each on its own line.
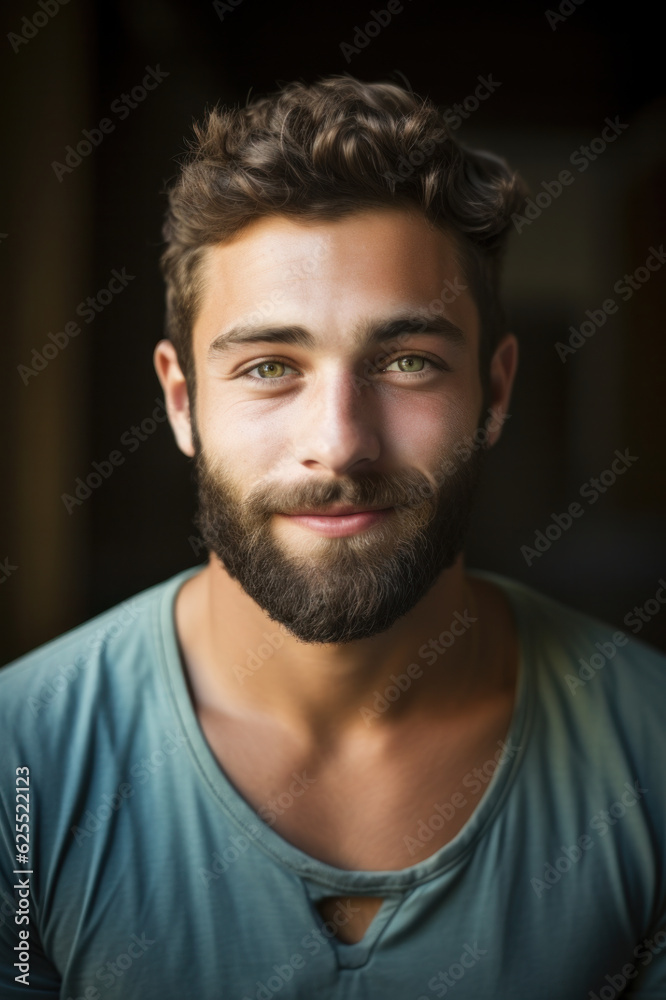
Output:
[1, 565, 665, 999]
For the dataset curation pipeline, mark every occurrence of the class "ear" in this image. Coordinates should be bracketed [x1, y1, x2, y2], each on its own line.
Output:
[484, 332, 519, 448]
[153, 340, 195, 457]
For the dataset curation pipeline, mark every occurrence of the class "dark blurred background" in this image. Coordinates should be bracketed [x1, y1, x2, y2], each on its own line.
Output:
[1, 0, 665, 665]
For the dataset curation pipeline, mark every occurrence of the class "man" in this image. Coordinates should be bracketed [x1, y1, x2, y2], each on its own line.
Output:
[1, 75, 664, 1000]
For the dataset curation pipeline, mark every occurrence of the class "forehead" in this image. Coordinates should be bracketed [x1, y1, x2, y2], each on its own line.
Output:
[193, 208, 478, 353]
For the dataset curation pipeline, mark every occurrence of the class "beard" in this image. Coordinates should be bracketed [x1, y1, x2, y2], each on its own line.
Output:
[192, 420, 488, 645]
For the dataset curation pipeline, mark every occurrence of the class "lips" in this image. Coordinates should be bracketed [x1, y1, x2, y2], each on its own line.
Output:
[279, 506, 393, 537]
[285, 505, 391, 516]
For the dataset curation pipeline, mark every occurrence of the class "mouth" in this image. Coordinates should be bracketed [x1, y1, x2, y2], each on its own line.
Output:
[277, 505, 394, 536]
[286, 504, 392, 516]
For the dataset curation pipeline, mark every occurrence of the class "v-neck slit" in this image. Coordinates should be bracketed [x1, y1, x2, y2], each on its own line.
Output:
[301, 881, 409, 968]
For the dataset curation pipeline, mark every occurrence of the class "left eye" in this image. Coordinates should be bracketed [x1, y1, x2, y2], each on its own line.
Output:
[246, 361, 298, 379]
[384, 356, 429, 373]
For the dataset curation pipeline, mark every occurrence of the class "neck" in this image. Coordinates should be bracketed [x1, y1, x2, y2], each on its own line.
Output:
[175, 553, 508, 748]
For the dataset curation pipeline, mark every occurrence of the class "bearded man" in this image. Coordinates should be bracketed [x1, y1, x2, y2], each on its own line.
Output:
[1, 75, 665, 1000]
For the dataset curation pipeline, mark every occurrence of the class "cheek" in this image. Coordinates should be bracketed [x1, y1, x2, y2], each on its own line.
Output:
[201, 393, 298, 474]
[378, 390, 474, 469]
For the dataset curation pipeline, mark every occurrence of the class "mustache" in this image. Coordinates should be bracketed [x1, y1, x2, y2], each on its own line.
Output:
[261, 469, 434, 515]
[195, 448, 478, 522]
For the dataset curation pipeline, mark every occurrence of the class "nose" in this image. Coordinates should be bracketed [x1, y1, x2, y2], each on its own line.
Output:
[291, 368, 381, 475]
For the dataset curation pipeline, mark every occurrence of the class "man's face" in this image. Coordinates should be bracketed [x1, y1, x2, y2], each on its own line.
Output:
[188, 208, 492, 645]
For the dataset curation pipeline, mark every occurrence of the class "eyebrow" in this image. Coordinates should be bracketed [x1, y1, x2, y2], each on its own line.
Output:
[207, 314, 467, 359]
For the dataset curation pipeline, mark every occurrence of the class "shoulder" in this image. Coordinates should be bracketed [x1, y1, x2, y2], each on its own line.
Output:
[471, 567, 666, 716]
[0, 565, 202, 735]
[474, 567, 665, 660]
[472, 569, 666, 811]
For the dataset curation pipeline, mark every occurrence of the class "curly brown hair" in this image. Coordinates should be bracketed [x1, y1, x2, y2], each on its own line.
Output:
[160, 74, 526, 405]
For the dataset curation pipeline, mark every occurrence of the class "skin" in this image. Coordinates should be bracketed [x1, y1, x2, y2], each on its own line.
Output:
[154, 207, 519, 937]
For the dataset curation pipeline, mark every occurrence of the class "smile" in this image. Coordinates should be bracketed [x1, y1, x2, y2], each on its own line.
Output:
[278, 508, 394, 536]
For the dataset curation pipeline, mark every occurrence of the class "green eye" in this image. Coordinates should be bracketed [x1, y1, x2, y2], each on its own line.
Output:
[241, 359, 300, 383]
[385, 356, 427, 373]
[254, 361, 291, 378]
